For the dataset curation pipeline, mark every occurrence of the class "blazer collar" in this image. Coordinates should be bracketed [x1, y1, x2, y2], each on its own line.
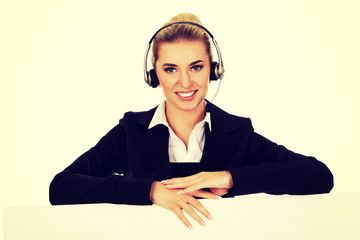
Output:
[204, 100, 245, 134]
[200, 100, 242, 171]
[135, 106, 157, 128]
[135, 100, 242, 133]
[148, 101, 212, 132]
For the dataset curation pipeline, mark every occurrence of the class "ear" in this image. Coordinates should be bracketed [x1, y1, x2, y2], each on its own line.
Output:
[149, 69, 159, 88]
[210, 62, 218, 80]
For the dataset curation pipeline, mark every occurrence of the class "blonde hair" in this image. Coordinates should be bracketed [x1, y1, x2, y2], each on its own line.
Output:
[151, 13, 213, 68]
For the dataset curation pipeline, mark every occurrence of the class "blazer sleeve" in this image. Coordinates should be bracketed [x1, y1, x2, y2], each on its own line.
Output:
[49, 119, 154, 205]
[227, 126, 334, 197]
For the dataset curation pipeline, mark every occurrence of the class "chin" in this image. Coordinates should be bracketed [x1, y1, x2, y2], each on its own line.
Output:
[174, 99, 204, 112]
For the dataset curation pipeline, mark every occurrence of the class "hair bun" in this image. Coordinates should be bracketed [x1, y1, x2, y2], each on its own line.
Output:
[167, 13, 202, 26]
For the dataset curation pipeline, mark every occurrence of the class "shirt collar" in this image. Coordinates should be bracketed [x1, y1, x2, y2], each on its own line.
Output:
[148, 101, 212, 131]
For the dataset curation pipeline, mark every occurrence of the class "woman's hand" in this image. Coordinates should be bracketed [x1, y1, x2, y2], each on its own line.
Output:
[161, 171, 233, 195]
[149, 181, 215, 229]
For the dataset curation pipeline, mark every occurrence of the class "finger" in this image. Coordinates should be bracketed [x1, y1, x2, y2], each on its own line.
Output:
[175, 173, 202, 181]
[161, 176, 190, 184]
[210, 188, 229, 196]
[160, 178, 177, 184]
[180, 201, 206, 226]
[164, 181, 194, 189]
[165, 177, 205, 190]
[162, 173, 203, 185]
[178, 182, 205, 194]
[186, 196, 213, 221]
[173, 208, 193, 229]
[190, 190, 221, 200]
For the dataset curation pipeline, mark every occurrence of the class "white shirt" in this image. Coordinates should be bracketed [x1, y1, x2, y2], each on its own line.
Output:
[148, 101, 212, 163]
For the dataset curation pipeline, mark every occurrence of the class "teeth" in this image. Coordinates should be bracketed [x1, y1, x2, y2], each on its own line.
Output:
[177, 91, 196, 97]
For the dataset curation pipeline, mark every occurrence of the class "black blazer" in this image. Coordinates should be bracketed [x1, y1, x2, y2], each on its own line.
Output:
[49, 102, 333, 205]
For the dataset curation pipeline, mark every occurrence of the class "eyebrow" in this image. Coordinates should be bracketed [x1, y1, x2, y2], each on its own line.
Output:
[190, 60, 204, 65]
[162, 63, 177, 67]
[162, 60, 204, 67]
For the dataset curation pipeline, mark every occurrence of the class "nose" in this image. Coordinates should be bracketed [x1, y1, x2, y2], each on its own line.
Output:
[179, 70, 191, 88]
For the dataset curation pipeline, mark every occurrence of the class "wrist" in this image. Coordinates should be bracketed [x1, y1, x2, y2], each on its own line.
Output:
[149, 181, 159, 203]
[224, 171, 233, 188]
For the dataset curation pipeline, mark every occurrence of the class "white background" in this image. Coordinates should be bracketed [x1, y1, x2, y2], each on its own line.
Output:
[1, 0, 359, 238]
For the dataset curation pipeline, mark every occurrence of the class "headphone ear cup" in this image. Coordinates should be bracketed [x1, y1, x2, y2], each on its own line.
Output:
[149, 69, 159, 88]
[210, 62, 219, 81]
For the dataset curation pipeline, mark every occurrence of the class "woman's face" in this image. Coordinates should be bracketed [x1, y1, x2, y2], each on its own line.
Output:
[155, 40, 211, 114]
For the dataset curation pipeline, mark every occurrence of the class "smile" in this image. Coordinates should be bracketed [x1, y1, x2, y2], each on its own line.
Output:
[176, 90, 197, 97]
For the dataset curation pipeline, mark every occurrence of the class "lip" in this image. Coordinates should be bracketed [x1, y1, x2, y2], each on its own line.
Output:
[175, 90, 198, 101]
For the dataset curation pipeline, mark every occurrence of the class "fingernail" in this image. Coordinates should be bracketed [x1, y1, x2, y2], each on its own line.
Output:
[200, 220, 206, 226]
[177, 190, 183, 194]
[208, 214, 213, 220]
[187, 224, 193, 229]
[215, 195, 222, 199]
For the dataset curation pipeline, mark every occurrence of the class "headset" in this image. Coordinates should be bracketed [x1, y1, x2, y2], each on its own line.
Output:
[144, 21, 225, 88]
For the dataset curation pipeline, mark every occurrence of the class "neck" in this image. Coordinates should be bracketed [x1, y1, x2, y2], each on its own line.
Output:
[165, 101, 206, 148]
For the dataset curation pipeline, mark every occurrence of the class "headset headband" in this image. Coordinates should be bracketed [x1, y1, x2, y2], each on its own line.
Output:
[144, 21, 224, 87]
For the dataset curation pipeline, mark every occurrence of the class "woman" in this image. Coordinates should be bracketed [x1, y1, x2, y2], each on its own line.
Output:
[50, 13, 333, 229]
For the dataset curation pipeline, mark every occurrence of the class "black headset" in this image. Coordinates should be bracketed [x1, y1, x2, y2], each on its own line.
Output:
[144, 21, 225, 88]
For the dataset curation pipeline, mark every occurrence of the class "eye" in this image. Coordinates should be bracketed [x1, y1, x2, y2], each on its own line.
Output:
[164, 67, 176, 73]
[191, 65, 203, 72]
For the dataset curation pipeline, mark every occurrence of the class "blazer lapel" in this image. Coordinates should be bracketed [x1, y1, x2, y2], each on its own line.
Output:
[139, 125, 173, 180]
[199, 101, 242, 171]
[199, 125, 238, 171]
[135, 109, 173, 181]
